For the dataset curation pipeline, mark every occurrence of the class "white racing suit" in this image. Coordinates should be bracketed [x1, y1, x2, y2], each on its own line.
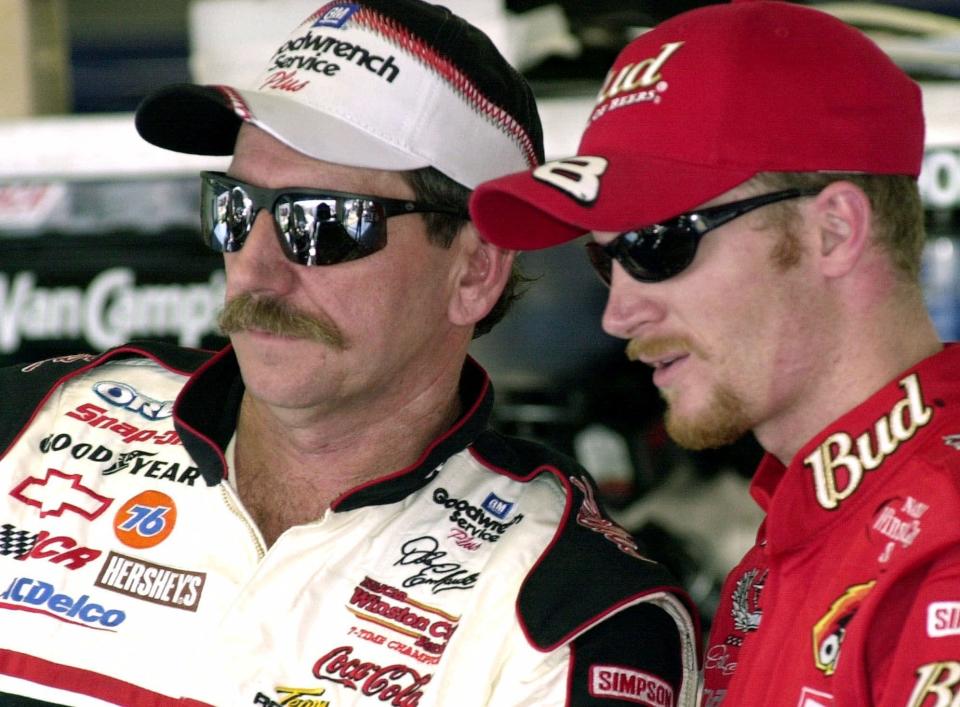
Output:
[0, 343, 700, 706]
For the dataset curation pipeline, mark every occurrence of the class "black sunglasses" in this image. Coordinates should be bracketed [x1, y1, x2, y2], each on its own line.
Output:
[200, 171, 468, 266]
[585, 188, 821, 285]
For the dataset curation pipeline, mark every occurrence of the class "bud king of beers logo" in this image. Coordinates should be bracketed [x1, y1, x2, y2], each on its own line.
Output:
[590, 42, 684, 122]
[312, 646, 431, 705]
[95, 551, 206, 612]
[804, 374, 933, 511]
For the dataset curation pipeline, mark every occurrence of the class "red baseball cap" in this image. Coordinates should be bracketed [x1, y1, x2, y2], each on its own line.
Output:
[470, 0, 925, 250]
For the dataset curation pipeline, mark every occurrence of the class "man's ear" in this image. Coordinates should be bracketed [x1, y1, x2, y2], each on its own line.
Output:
[448, 223, 516, 327]
[812, 181, 873, 278]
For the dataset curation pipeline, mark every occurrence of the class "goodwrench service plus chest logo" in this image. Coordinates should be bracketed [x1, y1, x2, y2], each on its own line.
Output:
[432, 487, 523, 545]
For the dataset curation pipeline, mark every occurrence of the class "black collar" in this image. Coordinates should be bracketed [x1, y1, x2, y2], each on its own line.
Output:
[173, 345, 495, 509]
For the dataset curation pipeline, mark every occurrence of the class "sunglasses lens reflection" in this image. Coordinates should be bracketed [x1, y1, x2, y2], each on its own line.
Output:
[201, 175, 388, 266]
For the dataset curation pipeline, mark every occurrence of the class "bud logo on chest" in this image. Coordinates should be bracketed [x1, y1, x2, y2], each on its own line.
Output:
[804, 374, 932, 511]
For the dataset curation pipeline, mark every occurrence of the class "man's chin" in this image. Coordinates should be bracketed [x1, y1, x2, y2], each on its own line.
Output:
[663, 391, 752, 450]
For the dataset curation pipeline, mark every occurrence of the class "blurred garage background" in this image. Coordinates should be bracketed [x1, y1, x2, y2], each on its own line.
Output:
[1, 0, 958, 629]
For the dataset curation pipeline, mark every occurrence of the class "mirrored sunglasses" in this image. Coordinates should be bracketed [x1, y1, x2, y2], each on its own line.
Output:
[585, 188, 821, 285]
[200, 171, 468, 266]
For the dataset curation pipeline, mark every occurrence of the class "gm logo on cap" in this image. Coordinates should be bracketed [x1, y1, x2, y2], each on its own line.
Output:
[312, 3, 359, 29]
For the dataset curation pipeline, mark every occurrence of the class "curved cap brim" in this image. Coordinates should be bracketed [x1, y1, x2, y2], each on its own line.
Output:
[135, 83, 430, 173]
[470, 151, 756, 250]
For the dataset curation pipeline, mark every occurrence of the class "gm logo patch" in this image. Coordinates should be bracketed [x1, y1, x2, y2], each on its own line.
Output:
[481, 492, 514, 520]
[311, 2, 359, 28]
[114, 490, 177, 549]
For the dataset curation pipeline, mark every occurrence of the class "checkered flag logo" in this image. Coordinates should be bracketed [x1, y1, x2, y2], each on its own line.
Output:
[0, 523, 39, 559]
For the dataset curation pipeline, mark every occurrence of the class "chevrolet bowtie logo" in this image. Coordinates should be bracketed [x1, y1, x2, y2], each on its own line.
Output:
[10, 468, 113, 520]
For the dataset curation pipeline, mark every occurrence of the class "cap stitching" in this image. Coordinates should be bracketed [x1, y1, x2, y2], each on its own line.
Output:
[355, 7, 540, 169]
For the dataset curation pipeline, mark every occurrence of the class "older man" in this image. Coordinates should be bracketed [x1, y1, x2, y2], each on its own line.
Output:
[0, 1, 698, 705]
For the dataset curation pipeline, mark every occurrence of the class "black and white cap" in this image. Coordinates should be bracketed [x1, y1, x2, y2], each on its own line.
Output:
[135, 0, 544, 188]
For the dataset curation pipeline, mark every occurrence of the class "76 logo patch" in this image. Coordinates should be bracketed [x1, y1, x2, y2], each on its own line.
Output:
[114, 490, 177, 549]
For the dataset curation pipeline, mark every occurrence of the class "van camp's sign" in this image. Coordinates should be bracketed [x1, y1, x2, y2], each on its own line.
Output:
[0, 267, 225, 354]
[0, 229, 225, 365]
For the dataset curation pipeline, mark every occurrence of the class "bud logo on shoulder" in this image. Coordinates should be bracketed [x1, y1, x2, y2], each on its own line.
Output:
[114, 490, 177, 549]
[10, 468, 112, 520]
[0, 576, 125, 630]
[532, 157, 609, 205]
[804, 374, 933, 511]
[311, 2, 359, 28]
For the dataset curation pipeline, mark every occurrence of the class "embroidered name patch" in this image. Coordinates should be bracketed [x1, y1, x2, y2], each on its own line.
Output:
[588, 664, 673, 706]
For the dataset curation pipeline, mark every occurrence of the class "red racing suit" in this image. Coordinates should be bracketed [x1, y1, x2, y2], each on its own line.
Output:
[0, 342, 700, 706]
[703, 344, 960, 706]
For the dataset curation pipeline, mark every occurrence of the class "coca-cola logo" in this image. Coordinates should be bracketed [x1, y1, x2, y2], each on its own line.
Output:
[312, 646, 431, 706]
